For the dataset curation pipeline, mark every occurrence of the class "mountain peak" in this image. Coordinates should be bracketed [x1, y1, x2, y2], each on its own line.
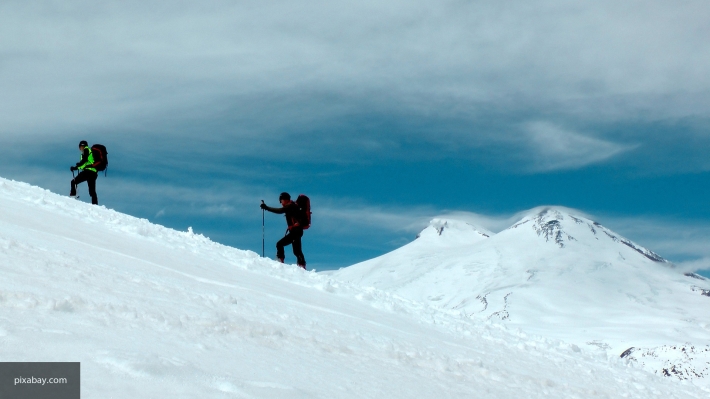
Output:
[509, 207, 581, 248]
[506, 207, 669, 263]
[415, 218, 491, 246]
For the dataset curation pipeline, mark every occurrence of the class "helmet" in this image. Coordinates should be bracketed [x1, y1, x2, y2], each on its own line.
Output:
[279, 192, 291, 201]
[79, 140, 88, 147]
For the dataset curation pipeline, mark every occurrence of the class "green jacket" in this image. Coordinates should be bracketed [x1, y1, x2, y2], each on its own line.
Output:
[77, 147, 97, 172]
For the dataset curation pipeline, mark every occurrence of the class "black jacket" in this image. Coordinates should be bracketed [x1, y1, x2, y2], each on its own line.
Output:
[263, 201, 301, 229]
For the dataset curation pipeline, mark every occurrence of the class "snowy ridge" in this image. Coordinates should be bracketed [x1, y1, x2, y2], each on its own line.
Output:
[1, 178, 709, 397]
[334, 207, 710, 384]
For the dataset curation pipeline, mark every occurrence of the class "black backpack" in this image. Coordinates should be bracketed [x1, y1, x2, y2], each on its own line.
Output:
[90, 144, 108, 173]
[295, 194, 311, 229]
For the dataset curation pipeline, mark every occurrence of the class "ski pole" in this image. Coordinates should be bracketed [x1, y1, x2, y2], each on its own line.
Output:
[261, 200, 265, 257]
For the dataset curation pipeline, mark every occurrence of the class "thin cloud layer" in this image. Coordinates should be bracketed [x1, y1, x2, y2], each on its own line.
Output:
[523, 121, 636, 171]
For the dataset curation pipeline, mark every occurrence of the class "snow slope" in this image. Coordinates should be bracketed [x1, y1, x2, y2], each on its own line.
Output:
[333, 208, 710, 383]
[0, 179, 708, 398]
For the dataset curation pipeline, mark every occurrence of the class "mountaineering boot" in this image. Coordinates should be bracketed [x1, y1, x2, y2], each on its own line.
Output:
[296, 254, 306, 270]
[277, 257, 284, 263]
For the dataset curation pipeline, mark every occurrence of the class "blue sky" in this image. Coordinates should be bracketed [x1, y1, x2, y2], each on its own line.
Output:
[1, 0, 709, 275]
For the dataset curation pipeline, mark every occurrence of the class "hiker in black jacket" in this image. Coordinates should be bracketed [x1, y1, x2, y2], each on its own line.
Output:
[261, 192, 307, 269]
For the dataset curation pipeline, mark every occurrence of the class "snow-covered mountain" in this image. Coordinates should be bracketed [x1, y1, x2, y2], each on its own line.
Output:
[1, 178, 708, 397]
[333, 207, 710, 382]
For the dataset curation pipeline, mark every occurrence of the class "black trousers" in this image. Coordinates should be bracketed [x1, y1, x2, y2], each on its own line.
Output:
[71, 170, 98, 205]
[276, 226, 306, 266]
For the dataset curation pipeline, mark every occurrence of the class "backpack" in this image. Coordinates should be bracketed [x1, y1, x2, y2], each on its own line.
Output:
[90, 144, 109, 173]
[295, 194, 311, 229]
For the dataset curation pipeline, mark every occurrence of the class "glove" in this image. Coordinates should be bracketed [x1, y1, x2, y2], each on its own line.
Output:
[260, 203, 267, 210]
[70, 166, 78, 171]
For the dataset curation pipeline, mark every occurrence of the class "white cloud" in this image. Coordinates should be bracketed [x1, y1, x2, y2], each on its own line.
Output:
[675, 258, 710, 274]
[2, 0, 710, 142]
[317, 203, 435, 235]
[523, 121, 636, 171]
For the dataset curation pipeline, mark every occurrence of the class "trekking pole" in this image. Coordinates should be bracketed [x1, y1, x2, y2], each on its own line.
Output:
[261, 200, 265, 257]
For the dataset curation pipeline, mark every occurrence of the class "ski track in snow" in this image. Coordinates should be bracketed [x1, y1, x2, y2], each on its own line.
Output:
[0, 179, 708, 398]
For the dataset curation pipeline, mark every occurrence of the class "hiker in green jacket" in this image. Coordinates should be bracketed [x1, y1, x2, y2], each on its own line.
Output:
[70, 140, 99, 205]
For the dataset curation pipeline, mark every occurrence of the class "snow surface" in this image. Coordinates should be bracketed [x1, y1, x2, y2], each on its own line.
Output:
[0, 178, 709, 398]
[333, 208, 710, 385]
